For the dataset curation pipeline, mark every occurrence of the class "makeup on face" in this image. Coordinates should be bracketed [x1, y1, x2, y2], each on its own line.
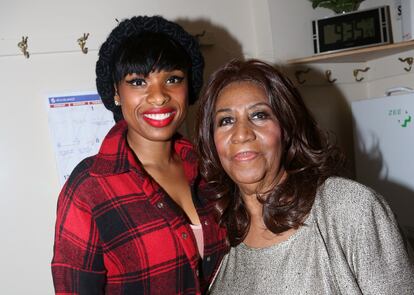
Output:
[116, 70, 188, 143]
[213, 81, 284, 195]
[142, 107, 177, 128]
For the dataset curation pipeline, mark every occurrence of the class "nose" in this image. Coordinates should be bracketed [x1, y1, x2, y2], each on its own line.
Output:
[231, 120, 256, 144]
[147, 84, 169, 106]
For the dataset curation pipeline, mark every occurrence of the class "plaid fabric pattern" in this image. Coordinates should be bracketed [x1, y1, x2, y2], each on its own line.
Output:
[51, 120, 228, 295]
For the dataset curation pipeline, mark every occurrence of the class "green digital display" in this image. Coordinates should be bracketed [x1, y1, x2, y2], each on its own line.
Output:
[313, 6, 392, 53]
[323, 18, 375, 45]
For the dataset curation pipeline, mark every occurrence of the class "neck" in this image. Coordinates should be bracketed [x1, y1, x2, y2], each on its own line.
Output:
[242, 193, 264, 221]
[126, 132, 176, 168]
[239, 169, 287, 219]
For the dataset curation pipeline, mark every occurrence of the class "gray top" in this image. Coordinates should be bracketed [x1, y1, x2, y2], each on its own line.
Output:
[209, 177, 414, 295]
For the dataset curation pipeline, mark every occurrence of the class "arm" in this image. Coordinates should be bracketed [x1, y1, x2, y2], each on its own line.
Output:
[51, 179, 106, 295]
[351, 191, 414, 294]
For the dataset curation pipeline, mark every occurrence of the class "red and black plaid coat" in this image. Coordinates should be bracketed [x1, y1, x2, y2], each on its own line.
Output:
[51, 120, 228, 294]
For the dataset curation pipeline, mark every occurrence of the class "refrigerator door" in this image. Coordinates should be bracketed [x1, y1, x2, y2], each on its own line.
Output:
[352, 92, 414, 230]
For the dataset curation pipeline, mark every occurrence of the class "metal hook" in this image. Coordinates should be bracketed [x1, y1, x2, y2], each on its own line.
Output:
[294, 68, 311, 84]
[398, 57, 413, 72]
[353, 67, 370, 82]
[77, 33, 89, 54]
[325, 70, 337, 84]
[17, 36, 29, 58]
[194, 30, 206, 41]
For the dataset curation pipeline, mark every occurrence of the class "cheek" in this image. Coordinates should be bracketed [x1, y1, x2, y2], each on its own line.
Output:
[122, 99, 141, 119]
[213, 133, 224, 158]
[120, 91, 144, 108]
[173, 86, 189, 104]
[267, 131, 282, 147]
[263, 129, 283, 162]
[213, 132, 230, 166]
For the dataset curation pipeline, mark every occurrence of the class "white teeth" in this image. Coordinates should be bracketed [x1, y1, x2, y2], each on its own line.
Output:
[144, 113, 172, 120]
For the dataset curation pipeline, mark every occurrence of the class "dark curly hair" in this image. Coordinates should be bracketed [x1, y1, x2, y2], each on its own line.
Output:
[195, 59, 345, 246]
[96, 15, 204, 122]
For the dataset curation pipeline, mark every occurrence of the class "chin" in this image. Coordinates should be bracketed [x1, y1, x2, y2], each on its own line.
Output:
[231, 174, 265, 187]
[148, 132, 177, 142]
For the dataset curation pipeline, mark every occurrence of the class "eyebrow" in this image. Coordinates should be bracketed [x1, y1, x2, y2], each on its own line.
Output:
[214, 102, 271, 115]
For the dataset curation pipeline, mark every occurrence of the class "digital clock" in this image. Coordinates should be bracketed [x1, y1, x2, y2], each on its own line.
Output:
[312, 6, 393, 54]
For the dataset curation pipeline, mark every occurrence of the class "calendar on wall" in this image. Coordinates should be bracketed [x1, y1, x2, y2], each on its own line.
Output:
[47, 93, 115, 186]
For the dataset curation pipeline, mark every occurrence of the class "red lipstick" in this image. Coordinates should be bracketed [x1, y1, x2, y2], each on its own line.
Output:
[142, 108, 176, 128]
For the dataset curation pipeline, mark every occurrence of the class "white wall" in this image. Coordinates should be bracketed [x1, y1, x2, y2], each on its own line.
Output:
[0, 1, 272, 293]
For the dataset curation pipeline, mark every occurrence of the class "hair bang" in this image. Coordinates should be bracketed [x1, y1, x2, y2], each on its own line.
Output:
[113, 33, 191, 82]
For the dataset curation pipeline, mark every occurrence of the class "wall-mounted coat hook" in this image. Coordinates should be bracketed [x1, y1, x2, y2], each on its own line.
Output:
[325, 69, 337, 84]
[398, 57, 413, 72]
[194, 30, 215, 46]
[17, 36, 30, 58]
[353, 67, 370, 82]
[295, 68, 311, 84]
[194, 30, 206, 40]
[77, 33, 89, 54]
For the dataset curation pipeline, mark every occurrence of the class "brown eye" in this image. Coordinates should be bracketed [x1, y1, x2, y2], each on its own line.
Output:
[126, 78, 146, 86]
[217, 116, 234, 127]
[251, 111, 269, 120]
[166, 76, 184, 84]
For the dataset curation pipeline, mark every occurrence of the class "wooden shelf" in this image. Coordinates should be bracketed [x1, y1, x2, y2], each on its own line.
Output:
[287, 40, 414, 64]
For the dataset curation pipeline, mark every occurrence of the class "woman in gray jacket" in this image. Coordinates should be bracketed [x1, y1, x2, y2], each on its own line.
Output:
[195, 59, 414, 295]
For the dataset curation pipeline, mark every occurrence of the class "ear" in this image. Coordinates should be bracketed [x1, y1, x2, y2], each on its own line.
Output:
[114, 84, 119, 98]
[114, 84, 121, 106]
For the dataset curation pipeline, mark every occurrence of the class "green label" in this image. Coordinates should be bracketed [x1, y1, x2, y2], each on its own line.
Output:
[388, 109, 411, 128]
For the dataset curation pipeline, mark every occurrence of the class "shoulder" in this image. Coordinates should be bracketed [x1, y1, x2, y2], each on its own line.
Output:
[317, 177, 388, 212]
[310, 177, 404, 261]
[58, 155, 100, 208]
[64, 156, 95, 188]
[314, 177, 395, 224]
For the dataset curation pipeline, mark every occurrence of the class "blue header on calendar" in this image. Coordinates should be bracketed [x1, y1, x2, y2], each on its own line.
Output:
[48, 93, 101, 105]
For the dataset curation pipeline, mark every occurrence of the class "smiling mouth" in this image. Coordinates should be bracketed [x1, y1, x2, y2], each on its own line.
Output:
[142, 111, 176, 127]
[143, 113, 174, 120]
[233, 151, 258, 161]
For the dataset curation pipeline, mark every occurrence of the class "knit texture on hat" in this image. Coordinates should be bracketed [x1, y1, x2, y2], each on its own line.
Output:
[96, 15, 204, 121]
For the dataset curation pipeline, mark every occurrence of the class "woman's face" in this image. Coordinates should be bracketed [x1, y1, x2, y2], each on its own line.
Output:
[116, 69, 188, 143]
[213, 81, 284, 196]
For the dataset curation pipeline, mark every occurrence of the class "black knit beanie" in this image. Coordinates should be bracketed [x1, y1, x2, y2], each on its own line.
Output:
[96, 15, 204, 121]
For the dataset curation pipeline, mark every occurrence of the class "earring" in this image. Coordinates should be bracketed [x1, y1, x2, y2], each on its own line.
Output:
[114, 99, 121, 106]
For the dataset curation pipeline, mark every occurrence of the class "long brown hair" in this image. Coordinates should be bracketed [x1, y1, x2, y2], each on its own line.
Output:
[195, 59, 345, 246]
